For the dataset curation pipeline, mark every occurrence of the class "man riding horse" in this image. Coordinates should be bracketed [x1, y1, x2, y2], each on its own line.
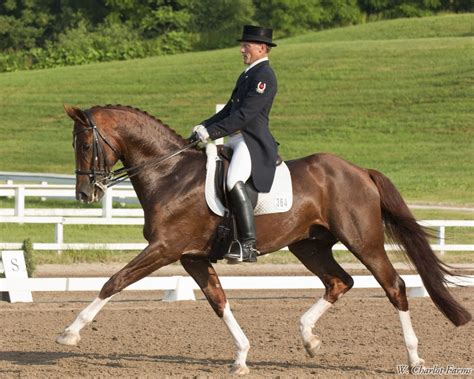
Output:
[190, 25, 279, 263]
[58, 23, 471, 376]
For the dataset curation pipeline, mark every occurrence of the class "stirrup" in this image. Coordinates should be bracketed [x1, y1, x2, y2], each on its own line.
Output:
[224, 240, 259, 263]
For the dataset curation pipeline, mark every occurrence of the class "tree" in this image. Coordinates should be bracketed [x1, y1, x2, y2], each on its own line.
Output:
[357, 0, 449, 18]
[190, 0, 255, 49]
[0, 0, 53, 50]
[255, 0, 361, 37]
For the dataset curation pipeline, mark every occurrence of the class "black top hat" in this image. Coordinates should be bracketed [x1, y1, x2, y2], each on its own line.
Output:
[238, 25, 277, 47]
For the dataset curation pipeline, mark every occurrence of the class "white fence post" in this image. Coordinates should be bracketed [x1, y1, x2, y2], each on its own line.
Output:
[14, 186, 25, 218]
[6, 180, 13, 198]
[102, 187, 113, 218]
[439, 225, 446, 256]
[55, 222, 64, 255]
[162, 276, 196, 301]
[215, 104, 225, 145]
[40, 181, 47, 201]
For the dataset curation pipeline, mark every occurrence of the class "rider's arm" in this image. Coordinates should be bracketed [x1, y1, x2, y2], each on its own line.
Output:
[205, 71, 277, 140]
[201, 99, 232, 128]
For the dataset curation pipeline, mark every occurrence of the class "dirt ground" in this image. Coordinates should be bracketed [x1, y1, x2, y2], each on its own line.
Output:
[0, 264, 473, 378]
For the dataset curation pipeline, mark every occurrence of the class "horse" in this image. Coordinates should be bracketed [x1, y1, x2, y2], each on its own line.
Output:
[57, 104, 471, 375]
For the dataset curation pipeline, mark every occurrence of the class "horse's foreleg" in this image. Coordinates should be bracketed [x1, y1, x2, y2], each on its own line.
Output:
[289, 239, 353, 357]
[56, 296, 111, 345]
[222, 302, 250, 375]
[180, 255, 250, 375]
[57, 242, 179, 346]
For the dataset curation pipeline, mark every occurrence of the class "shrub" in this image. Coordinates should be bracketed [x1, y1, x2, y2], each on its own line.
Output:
[0, 21, 194, 72]
[22, 238, 36, 278]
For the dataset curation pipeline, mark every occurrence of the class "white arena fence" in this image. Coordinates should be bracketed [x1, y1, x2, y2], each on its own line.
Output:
[1, 262, 473, 301]
[0, 183, 473, 253]
[2, 247, 474, 302]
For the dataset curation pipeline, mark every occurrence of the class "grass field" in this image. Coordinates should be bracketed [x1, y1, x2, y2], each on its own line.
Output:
[1, 14, 473, 266]
[0, 14, 472, 204]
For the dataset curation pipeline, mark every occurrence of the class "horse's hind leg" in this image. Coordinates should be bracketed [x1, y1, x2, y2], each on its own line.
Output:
[289, 237, 354, 358]
[357, 247, 424, 367]
[338, 219, 424, 368]
[180, 255, 250, 375]
[57, 242, 179, 346]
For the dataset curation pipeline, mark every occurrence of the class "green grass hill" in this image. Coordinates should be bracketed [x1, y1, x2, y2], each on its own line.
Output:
[0, 14, 472, 204]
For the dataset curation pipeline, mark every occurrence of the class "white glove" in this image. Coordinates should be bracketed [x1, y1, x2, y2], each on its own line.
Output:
[193, 124, 210, 143]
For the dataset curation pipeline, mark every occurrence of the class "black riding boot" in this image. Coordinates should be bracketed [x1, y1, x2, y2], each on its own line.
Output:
[224, 181, 259, 263]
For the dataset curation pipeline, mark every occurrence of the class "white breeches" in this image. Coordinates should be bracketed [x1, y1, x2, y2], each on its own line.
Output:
[226, 134, 252, 191]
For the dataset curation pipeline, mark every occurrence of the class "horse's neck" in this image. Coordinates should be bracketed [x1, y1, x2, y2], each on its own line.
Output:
[126, 149, 205, 211]
[119, 123, 183, 165]
[114, 116, 199, 204]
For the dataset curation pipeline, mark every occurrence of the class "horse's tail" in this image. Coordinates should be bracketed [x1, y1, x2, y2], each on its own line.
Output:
[368, 169, 471, 326]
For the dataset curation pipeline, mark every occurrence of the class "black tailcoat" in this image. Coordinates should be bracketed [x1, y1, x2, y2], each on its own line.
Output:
[202, 60, 278, 193]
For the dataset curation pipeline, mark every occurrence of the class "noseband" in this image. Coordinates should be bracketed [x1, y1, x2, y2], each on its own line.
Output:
[74, 110, 199, 189]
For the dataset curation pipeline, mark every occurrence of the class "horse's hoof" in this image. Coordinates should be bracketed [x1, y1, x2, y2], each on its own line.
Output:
[304, 337, 322, 358]
[409, 358, 425, 370]
[56, 330, 80, 346]
[229, 364, 250, 376]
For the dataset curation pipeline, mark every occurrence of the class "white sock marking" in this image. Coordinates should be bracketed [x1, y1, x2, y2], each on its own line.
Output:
[300, 298, 332, 341]
[222, 302, 250, 368]
[399, 310, 423, 366]
[67, 296, 112, 334]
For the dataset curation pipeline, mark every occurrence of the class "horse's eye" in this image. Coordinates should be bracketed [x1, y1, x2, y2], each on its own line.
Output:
[82, 143, 91, 152]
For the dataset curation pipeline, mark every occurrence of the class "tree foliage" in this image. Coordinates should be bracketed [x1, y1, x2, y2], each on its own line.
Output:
[255, 0, 362, 37]
[190, 0, 255, 49]
[0, 0, 471, 72]
[358, 0, 472, 18]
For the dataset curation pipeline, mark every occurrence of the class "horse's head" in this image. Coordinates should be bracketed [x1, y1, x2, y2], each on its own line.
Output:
[64, 105, 121, 203]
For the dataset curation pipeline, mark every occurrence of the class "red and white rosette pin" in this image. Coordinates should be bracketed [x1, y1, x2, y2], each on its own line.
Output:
[256, 81, 266, 94]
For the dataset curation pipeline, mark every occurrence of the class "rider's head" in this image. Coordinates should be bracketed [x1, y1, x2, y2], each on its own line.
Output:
[238, 25, 276, 66]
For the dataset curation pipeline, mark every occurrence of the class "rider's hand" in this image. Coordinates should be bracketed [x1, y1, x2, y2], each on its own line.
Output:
[192, 124, 210, 143]
[188, 132, 199, 144]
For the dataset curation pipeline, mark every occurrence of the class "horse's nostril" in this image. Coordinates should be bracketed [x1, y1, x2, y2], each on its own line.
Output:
[76, 191, 88, 202]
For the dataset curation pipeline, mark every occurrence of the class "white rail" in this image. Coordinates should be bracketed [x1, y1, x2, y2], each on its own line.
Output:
[1, 274, 473, 301]
[1, 184, 473, 253]
[0, 185, 139, 218]
[0, 215, 472, 253]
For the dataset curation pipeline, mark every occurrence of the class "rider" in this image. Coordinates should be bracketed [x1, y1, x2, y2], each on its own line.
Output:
[190, 25, 279, 263]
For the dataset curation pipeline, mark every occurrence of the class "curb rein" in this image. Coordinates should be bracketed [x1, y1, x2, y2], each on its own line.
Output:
[73, 110, 199, 190]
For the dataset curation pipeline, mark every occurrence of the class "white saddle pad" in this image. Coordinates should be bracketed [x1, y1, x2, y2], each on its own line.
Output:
[205, 143, 293, 217]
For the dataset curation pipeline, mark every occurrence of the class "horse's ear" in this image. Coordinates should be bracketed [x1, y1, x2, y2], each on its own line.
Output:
[64, 104, 89, 125]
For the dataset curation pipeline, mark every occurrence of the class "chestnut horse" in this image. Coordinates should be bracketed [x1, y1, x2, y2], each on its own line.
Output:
[57, 105, 470, 375]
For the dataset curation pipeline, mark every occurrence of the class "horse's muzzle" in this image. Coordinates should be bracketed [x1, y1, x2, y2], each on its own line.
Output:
[76, 183, 104, 203]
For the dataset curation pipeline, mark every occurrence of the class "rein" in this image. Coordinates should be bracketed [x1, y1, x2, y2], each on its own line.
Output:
[105, 140, 199, 188]
[74, 110, 199, 189]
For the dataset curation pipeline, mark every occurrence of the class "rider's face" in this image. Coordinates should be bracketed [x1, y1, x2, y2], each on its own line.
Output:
[240, 42, 268, 65]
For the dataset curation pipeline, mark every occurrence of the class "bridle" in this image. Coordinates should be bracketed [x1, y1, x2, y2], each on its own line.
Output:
[73, 110, 199, 190]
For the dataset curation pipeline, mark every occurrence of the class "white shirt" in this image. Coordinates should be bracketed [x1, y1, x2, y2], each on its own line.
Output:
[245, 57, 269, 73]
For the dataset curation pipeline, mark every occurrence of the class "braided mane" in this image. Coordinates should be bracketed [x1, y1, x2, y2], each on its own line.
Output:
[91, 104, 186, 142]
